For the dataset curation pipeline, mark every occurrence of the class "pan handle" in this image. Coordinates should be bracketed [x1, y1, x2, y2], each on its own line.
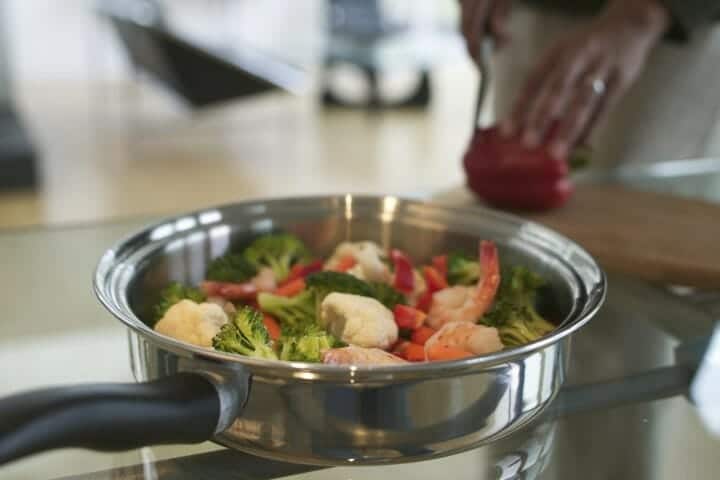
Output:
[0, 372, 238, 466]
[548, 334, 711, 420]
[547, 364, 693, 419]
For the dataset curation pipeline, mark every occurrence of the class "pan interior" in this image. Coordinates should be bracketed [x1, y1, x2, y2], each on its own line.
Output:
[124, 197, 581, 335]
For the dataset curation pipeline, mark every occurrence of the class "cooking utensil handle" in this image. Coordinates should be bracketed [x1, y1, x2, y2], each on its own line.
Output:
[472, 37, 493, 129]
[549, 335, 711, 419]
[548, 365, 694, 419]
[0, 373, 222, 466]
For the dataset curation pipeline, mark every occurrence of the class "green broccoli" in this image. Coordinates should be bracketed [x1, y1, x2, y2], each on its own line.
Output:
[205, 253, 257, 283]
[257, 290, 317, 336]
[447, 251, 480, 286]
[368, 281, 406, 309]
[242, 233, 310, 282]
[153, 282, 206, 322]
[279, 330, 344, 362]
[212, 306, 278, 359]
[480, 266, 555, 347]
[305, 271, 375, 301]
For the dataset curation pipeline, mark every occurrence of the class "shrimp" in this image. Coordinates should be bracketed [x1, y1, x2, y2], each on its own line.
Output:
[323, 346, 408, 365]
[426, 241, 500, 329]
[425, 321, 503, 361]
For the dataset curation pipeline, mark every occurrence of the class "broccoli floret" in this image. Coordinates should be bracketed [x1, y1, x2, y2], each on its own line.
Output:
[480, 266, 555, 347]
[212, 306, 278, 359]
[368, 282, 406, 309]
[206, 253, 257, 283]
[279, 330, 344, 362]
[305, 271, 375, 301]
[257, 290, 317, 335]
[305, 271, 406, 310]
[447, 251, 480, 286]
[242, 233, 310, 282]
[154, 282, 206, 322]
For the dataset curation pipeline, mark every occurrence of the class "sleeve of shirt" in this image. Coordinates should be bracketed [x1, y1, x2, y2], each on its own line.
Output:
[659, 0, 720, 41]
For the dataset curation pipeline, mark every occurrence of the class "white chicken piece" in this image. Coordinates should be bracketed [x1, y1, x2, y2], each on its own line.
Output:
[320, 293, 398, 349]
[154, 299, 228, 348]
[325, 241, 390, 283]
[323, 346, 408, 365]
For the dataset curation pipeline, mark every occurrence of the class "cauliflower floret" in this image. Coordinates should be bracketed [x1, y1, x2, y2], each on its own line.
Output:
[320, 293, 398, 349]
[154, 299, 228, 348]
[325, 241, 390, 283]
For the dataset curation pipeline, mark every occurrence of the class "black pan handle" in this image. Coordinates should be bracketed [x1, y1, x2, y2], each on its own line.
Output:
[0, 373, 222, 466]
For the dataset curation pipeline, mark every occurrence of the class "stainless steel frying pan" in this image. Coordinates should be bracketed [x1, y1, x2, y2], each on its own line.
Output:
[0, 196, 705, 468]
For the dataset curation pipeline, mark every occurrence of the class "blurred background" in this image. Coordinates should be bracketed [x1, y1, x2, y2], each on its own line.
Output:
[0, 0, 484, 229]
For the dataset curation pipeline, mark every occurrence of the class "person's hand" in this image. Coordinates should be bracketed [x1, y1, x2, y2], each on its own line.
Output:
[459, 0, 513, 62]
[502, 0, 670, 160]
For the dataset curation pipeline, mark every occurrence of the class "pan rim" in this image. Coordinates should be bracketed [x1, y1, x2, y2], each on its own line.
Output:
[94, 193, 606, 383]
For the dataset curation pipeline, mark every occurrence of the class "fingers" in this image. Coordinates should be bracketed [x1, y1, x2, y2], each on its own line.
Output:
[519, 56, 589, 148]
[489, 0, 512, 46]
[501, 46, 560, 137]
[548, 68, 614, 160]
[460, 0, 485, 61]
[468, 1, 492, 61]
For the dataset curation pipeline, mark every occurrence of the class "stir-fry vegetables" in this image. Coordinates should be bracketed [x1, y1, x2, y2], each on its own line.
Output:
[212, 306, 277, 360]
[154, 282, 206, 321]
[480, 266, 555, 347]
[152, 233, 558, 365]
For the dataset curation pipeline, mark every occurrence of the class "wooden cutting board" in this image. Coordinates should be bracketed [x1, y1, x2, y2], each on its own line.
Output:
[433, 184, 720, 290]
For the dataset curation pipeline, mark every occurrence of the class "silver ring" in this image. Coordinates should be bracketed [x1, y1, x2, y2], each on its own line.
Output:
[590, 78, 606, 96]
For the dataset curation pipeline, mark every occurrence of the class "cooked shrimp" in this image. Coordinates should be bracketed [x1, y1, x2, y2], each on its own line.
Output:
[323, 346, 408, 365]
[427, 241, 500, 329]
[425, 321, 503, 361]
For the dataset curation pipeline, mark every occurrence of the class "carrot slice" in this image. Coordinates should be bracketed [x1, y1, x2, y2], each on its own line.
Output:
[273, 278, 306, 297]
[262, 315, 281, 341]
[411, 326, 436, 346]
[404, 343, 427, 362]
[332, 255, 357, 272]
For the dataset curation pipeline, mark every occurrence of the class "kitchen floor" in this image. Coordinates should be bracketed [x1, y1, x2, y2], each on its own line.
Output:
[0, 0, 477, 230]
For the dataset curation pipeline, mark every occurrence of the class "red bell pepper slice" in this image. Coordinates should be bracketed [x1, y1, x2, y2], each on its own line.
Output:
[283, 260, 323, 285]
[423, 266, 448, 293]
[390, 249, 415, 294]
[393, 305, 426, 330]
[432, 255, 448, 278]
[201, 281, 258, 301]
[415, 290, 434, 313]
